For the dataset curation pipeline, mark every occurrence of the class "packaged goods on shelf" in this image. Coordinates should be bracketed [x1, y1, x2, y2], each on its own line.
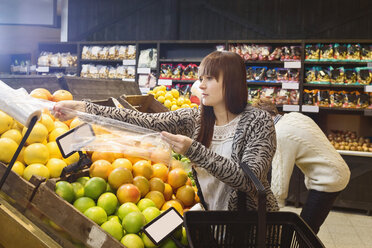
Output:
[347, 44, 361, 61]
[37, 52, 77, 67]
[345, 69, 357, 84]
[327, 130, 372, 152]
[305, 44, 320, 61]
[159, 63, 198, 81]
[306, 66, 372, 85]
[356, 67, 372, 85]
[248, 87, 298, 105]
[306, 43, 372, 61]
[361, 45, 372, 61]
[246, 67, 299, 83]
[330, 67, 345, 84]
[320, 44, 334, 61]
[81, 45, 136, 60]
[333, 44, 348, 60]
[317, 67, 331, 83]
[80, 64, 135, 80]
[138, 48, 157, 69]
[229, 44, 301, 61]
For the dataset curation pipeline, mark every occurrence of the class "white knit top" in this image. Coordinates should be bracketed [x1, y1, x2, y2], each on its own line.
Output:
[195, 114, 241, 210]
[272, 112, 350, 207]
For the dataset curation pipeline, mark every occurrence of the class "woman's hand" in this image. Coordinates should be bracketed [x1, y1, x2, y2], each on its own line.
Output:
[161, 131, 192, 155]
[52, 100, 86, 121]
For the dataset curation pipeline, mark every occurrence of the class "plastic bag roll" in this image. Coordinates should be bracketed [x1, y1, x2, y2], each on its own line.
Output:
[0, 80, 43, 127]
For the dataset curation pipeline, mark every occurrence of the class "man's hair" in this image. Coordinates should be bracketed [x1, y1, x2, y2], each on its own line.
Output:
[252, 98, 278, 116]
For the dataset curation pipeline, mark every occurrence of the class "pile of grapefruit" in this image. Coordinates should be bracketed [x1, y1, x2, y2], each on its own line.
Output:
[148, 86, 198, 111]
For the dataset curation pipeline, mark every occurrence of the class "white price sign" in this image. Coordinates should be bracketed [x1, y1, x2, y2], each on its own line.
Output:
[367, 63, 372, 67]
[140, 87, 151, 95]
[282, 82, 299, 89]
[137, 68, 151, 74]
[364, 85, 372, 92]
[284, 61, 301, 68]
[158, 79, 172, 86]
[122, 60, 136, 65]
[36, 66, 49, 72]
[302, 105, 319, 113]
[122, 78, 135, 82]
[283, 105, 300, 112]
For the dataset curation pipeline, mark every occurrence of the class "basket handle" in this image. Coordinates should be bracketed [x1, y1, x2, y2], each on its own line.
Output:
[238, 162, 267, 248]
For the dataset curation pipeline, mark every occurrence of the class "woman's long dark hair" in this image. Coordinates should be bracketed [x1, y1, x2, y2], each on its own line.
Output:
[197, 51, 248, 147]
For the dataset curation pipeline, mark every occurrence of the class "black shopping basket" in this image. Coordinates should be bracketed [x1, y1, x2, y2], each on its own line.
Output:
[184, 163, 325, 248]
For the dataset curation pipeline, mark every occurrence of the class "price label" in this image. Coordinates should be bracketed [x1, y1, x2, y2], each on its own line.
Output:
[158, 79, 172, 86]
[122, 78, 135, 82]
[367, 62, 372, 67]
[364, 85, 372, 92]
[137, 68, 151, 74]
[140, 87, 151, 95]
[283, 105, 300, 112]
[282, 82, 299, 89]
[364, 109, 372, 116]
[122, 60, 136, 65]
[284, 61, 301, 68]
[302, 105, 319, 113]
[37, 66, 49, 72]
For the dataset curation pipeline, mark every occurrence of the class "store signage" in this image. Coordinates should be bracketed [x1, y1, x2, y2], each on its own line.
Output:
[283, 105, 300, 112]
[365, 85, 372, 92]
[122, 78, 135, 82]
[282, 82, 299, 89]
[36, 66, 49, 72]
[302, 105, 319, 113]
[158, 79, 172, 86]
[284, 61, 301, 68]
[137, 68, 151, 74]
[122, 60, 136, 65]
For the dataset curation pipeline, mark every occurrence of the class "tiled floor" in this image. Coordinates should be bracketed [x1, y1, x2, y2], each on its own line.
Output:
[282, 206, 372, 248]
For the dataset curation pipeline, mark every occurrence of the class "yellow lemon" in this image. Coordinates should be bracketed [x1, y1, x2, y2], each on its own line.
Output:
[63, 152, 80, 165]
[46, 141, 63, 159]
[190, 103, 199, 109]
[181, 104, 190, 109]
[152, 86, 160, 94]
[184, 99, 191, 105]
[147, 91, 154, 95]
[46, 158, 67, 178]
[164, 100, 172, 109]
[22, 123, 48, 145]
[40, 114, 55, 133]
[23, 163, 50, 181]
[24, 143, 49, 165]
[177, 98, 185, 106]
[11, 120, 24, 132]
[164, 92, 173, 101]
[0, 137, 18, 163]
[0, 110, 14, 135]
[155, 90, 166, 99]
[171, 105, 179, 111]
[159, 85, 166, 91]
[49, 127, 68, 142]
[157, 95, 165, 104]
[1, 129, 22, 144]
[54, 121, 69, 131]
[11, 161, 25, 176]
[17, 147, 25, 164]
[171, 89, 180, 99]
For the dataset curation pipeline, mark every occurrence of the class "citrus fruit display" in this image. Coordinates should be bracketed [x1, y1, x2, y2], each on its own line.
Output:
[149, 86, 198, 110]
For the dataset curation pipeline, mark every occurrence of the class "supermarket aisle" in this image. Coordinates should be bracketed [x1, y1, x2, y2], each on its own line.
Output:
[282, 206, 372, 248]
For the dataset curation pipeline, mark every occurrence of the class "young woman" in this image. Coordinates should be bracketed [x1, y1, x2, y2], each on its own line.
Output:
[54, 51, 279, 211]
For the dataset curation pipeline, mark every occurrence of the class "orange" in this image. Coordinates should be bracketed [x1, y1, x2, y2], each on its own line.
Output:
[175, 185, 195, 207]
[0, 110, 13, 135]
[117, 184, 141, 204]
[132, 160, 153, 180]
[22, 123, 48, 145]
[52, 90, 73, 102]
[48, 127, 68, 142]
[30, 90, 48, 100]
[167, 168, 188, 190]
[23, 143, 49, 165]
[163, 183, 173, 201]
[91, 151, 116, 163]
[30, 88, 52, 101]
[149, 177, 165, 193]
[108, 167, 133, 190]
[125, 155, 144, 165]
[23, 163, 50, 181]
[46, 158, 67, 178]
[123, 147, 150, 161]
[151, 163, 168, 182]
[54, 121, 69, 130]
[63, 119, 73, 128]
[46, 141, 62, 159]
[161, 200, 183, 215]
[1, 129, 22, 144]
[133, 176, 150, 197]
[40, 114, 55, 133]
[145, 191, 165, 209]
[89, 159, 113, 180]
[113, 152, 124, 159]
[150, 147, 171, 165]
[112, 158, 132, 171]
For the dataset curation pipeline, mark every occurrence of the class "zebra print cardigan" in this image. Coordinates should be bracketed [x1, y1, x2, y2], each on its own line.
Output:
[85, 102, 279, 211]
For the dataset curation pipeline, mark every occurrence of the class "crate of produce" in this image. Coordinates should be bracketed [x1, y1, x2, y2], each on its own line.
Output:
[118, 94, 169, 113]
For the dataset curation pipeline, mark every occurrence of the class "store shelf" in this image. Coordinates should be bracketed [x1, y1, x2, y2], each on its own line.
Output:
[247, 81, 282, 86]
[303, 83, 365, 89]
[159, 79, 196, 84]
[80, 59, 124, 63]
[244, 60, 285, 65]
[159, 58, 202, 63]
[337, 150, 372, 158]
[304, 61, 370, 66]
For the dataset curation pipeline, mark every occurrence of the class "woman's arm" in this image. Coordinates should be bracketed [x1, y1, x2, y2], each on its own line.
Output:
[184, 111, 276, 193]
[85, 101, 198, 137]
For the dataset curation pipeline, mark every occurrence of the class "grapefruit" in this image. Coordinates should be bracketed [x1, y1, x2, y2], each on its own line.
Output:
[1, 129, 22, 144]
[133, 176, 150, 197]
[11, 161, 25, 176]
[22, 123, 48, 145]
[46, 158, 67, 178]
[117, 184, 141, 204]
[52, 90, 73, 102]
[73, 197, 96, 213]
[84, 177, 107, 200]
[0, 137, 18, 163]
[89, 159, 113, 180]
[132, 160, 153, 180]
[112, 158, 132, 171]
[108, 167, 133, 190]
[24, 143, 49, 165]
[0, 110, 13, 135]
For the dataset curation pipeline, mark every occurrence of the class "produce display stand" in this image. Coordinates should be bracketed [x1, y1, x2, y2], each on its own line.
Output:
[118, 94, 169, 113]
[184, 163, 324, 248]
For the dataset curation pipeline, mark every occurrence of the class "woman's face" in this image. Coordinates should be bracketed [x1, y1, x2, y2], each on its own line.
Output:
[199, 74, 224, 107]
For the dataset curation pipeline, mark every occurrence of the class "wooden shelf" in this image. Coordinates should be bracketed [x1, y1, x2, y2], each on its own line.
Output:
[304, 61, 370, 66]
[247, 81, 281, 86]
[245, 60, 286, 64]
[303, 83, 365, 89]
[80, 59, 125, 63]
[159, 58, 202, 63]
